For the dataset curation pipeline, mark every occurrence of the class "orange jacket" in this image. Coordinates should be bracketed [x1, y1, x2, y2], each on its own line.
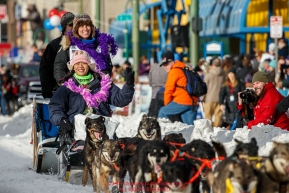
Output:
[164, 60, 198, 106]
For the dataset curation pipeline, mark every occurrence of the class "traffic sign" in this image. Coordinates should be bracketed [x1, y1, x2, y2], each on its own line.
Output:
[270, 16, 283, 39]
[117, 14, 132, 21]
[0, 5, 6, 19]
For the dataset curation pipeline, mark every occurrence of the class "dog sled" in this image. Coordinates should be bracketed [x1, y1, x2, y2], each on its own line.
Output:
[32, 97, 59, 174]
[31, 96, 120, 182]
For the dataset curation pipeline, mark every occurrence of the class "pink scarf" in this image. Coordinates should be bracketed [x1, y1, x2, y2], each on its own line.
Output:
[63, 72, 112, 109]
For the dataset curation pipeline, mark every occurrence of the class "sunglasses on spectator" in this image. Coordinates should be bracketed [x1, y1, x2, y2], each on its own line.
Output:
[68, 23, 73, 27]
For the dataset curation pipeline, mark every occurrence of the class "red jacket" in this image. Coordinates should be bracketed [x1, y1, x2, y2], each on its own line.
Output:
[238, 82, 289, 130]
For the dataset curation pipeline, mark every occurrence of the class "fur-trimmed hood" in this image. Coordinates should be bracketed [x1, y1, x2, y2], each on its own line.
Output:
[60, 34, 72, 51]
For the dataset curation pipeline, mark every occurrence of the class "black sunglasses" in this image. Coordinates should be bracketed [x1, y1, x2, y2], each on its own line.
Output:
[68, 23, 73, 27]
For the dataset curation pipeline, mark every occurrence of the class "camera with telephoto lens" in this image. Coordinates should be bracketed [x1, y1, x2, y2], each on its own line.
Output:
[240, 89, 257, 104]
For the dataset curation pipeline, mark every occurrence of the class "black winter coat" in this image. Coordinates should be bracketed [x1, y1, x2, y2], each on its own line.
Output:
[219, 81, 245, 124]
[48, 76, 134, 126]
[53, 48, 70, 84]
[39, 36, 62, 96]
[277, 95, 289, 113]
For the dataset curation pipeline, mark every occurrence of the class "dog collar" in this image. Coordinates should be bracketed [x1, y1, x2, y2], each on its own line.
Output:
[89, 140, 103, 148]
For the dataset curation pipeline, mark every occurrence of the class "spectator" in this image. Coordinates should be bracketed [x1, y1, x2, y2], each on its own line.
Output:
[251, 50, 264, 70]
[260, 43, 275, 63]
[0, 72, 3, 115]
[158, 51, 199, 125]
[275, 58, 287, 87]
[119, 60, 132, 82]
[203, 58, 226, 127]
[54, 13, 117, 84]
[219, 68, 245, 128]
[221, 56, 233, 74]
[31, 44, 41, 62]
[262, 59, 272, 73]
[238, 71, 289, 129]
[244, 68, 258, 88]
[236, 54, 252, 84]
[2, 71, 15, 115]
[21, 4, 44, 43]
[0, 65, 7, 115]
[268, 60, 276, 84]
[138, 55, 150, 75]
[39, 12, 75, 99]
[194, 58, 207, 78]
[147, 62, 168, 117]
[278, 38, 288, 58]
[111, 64, 121, 82]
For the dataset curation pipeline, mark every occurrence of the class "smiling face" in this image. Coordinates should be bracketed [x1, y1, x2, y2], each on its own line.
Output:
[73, 62, 90, 76]
[77, 24, 92, 39]
[253, 81, 267, 96]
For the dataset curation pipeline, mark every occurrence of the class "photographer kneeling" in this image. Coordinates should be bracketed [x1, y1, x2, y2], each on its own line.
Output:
[237, 71, 289, 129]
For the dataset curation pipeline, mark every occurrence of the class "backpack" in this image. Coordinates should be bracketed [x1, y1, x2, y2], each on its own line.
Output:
[177, 67, 207, 97]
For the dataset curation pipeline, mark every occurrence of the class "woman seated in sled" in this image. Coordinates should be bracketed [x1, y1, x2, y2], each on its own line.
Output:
[48, 50, 135, 145]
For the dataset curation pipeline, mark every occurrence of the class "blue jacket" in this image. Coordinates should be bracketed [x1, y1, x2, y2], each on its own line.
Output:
[48, 76, 134, 125]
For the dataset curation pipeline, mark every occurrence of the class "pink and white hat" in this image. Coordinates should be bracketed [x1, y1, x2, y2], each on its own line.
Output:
[67, 50, 96, 71]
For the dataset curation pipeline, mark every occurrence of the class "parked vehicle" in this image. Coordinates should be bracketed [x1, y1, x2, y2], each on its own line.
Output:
[17, 62, 42, 107]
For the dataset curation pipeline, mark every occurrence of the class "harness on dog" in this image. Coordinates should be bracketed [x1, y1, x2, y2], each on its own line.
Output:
[166, 142, 185, 147]
[167, 149, 225, 188]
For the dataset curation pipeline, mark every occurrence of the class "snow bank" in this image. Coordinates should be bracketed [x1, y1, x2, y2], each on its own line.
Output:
[113, 114, 289, 157]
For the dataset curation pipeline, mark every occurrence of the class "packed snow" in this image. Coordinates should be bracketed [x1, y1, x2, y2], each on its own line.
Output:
[0, 104, 288, 192]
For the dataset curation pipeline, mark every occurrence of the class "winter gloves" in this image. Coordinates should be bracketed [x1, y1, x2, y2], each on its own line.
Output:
[125, 67, 135, 87]
[59, 118, 73, 135]
[241, 118, 250, 127]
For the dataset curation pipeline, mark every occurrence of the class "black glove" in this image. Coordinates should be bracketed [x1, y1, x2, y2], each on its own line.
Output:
[41, 87, 53, 99]
[59, 118, 73, 135]
[125, 67, 135, 86]
[242, 118, 250, 126]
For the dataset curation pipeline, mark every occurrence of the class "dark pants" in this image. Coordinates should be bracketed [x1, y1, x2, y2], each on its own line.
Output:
[148, 98, 162, 117]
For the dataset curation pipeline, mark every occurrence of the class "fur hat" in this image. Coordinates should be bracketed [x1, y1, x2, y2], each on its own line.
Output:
[72, 13, 95, 39]
[252, 71, 270, 83]
[67, 50, 96, 71]
[60, 12, 75, 33]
